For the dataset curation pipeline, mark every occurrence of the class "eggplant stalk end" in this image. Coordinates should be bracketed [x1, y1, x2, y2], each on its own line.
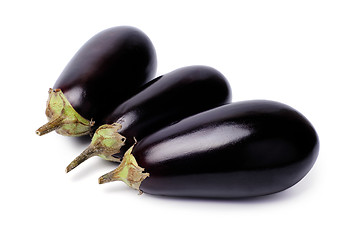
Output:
[65, 123, 126, 173]
[98, 144, 149, 193]
[36, 88, 94, 136]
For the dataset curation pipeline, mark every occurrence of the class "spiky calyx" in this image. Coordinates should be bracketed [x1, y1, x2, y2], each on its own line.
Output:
[36, 88, 94, 136]
[65, 123, 126, 173]
[98, 143, 149, 193]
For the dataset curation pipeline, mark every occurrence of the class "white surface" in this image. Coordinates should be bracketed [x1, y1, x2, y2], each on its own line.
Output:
[1, 1, 360, 239]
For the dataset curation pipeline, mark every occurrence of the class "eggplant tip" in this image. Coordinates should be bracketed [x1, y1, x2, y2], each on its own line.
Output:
[98, 174, 111, 184]
[65, 165, 72, 173]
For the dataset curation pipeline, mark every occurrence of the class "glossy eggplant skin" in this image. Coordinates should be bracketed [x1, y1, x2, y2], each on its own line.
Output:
[53, 26, 157, 125]
[105, 65, 232, 157]
[132, 100, 319, 198]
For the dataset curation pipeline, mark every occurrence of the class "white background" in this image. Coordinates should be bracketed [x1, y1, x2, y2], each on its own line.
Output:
[1, 0, 360, 239]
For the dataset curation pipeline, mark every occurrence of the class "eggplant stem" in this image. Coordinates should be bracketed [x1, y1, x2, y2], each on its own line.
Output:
[65, 123, 126, 173]
[65, 145, 99, 173]
[98, 144, 149, 193]
[36, 88, 94, 137]
[36, 115, 65, 136]
[98, 168, 120, 184]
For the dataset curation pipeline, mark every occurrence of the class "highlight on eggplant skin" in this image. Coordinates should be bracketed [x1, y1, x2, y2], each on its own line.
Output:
[65, 65, 231, 173]
[99, 100, 319, 199]
[36, 26, 157, 136]
[104, 65, 232, 154]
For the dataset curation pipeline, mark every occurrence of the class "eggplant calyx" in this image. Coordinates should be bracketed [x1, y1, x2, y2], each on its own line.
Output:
[98, 143, 149, 194]
[65, 123, 126, 173]
[36, 88, 94, 136]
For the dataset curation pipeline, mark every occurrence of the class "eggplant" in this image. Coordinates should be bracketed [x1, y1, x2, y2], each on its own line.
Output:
[98, 100, 319, 198]
[65, 65, 231, 172]
[36, 26, 157, 137]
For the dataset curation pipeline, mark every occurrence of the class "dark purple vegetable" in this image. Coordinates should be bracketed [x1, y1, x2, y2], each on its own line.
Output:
[65, 65, 231, 173]
[99, 100, 319, 198]
[36, 26, 157, 137]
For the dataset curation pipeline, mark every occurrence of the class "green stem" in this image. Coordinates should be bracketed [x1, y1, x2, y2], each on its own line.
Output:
[98, 144, 149, 193]
[36, 88, 94, 137]
[65, 145, 99, 173]
[36, 115, 65, 136]
[65, 123, 126, 173]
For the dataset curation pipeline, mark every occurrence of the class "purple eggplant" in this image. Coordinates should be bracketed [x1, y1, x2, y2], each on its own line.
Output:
[65, 65, 231, 173]
[99, 100, 319, 198]
[36, 26, 157, 137]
